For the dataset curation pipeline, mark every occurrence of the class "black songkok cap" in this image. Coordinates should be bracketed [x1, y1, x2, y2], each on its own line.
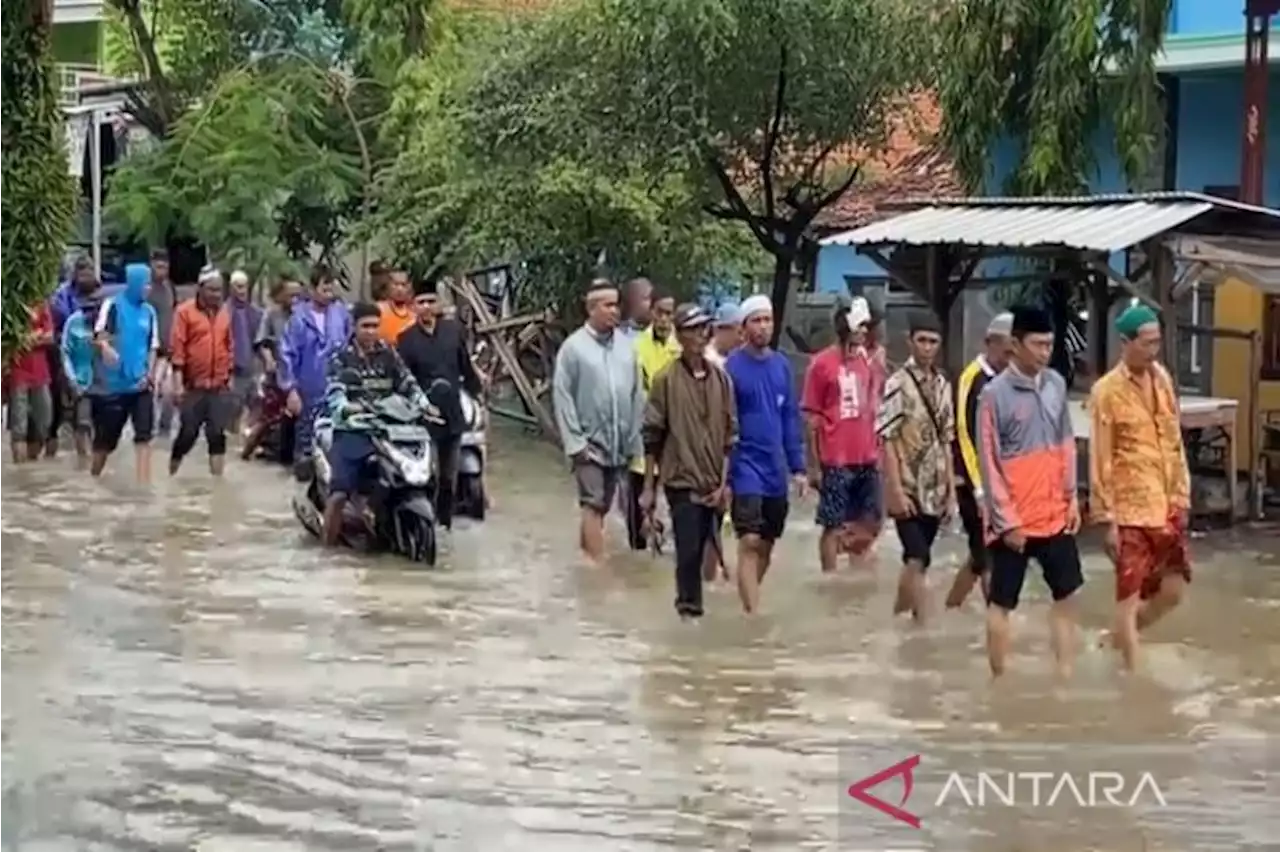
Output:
[352, 301, 381, 323]
[1011, 305, 1053, 336]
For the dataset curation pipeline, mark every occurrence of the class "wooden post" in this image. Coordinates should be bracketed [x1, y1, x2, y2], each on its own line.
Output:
[451, 277, 560, 444]
[1241, 2, 1276, 204]
[1087, 267, 1110, 377]
[1151, 242, 1179, 380]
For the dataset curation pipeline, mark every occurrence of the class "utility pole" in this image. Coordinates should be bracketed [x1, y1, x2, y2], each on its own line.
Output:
[1241, 0, 1279, 205]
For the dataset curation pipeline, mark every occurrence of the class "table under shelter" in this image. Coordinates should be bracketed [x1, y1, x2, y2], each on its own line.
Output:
[819, 192, 1280, 521]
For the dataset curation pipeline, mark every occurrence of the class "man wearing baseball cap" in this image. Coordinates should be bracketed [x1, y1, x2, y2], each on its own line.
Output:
[705, 302, 742, 367]
[639, 303, 737, 619]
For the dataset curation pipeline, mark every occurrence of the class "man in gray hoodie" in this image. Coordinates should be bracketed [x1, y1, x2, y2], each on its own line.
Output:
[147, 249, 178, 436]
[553, 279, 646, 564]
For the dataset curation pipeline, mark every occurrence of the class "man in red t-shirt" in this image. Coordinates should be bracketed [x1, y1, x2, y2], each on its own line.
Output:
[802, 297, 886, 573]
[6, 303, 55, 462]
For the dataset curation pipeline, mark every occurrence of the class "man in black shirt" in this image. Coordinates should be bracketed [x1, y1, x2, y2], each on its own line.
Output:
[396, 280, 484, 530]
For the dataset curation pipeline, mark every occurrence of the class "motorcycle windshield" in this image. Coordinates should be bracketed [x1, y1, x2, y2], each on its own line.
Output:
[374, 395, 420, 423]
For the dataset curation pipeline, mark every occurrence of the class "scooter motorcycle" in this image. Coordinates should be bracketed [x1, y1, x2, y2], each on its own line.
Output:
[455, 389, 488, 520]
[292, 394, 442, 564]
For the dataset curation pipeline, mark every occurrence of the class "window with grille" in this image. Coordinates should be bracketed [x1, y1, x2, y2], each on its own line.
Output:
[1264, 295, 1280, 380]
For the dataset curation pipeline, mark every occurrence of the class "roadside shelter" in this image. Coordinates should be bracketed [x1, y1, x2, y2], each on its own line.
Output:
[819, 192, 1280, 520]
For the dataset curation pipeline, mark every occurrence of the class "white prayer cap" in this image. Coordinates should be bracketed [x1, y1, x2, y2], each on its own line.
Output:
[230, 269, 249, 286]
[740, 294, 773, 323]
[846, 296, 872, 330]
[987, 312, 1014, 337]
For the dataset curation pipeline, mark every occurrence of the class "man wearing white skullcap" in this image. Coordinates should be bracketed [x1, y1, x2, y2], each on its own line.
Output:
[801, 296, 887, 574]
[226, 268, 262, 432]
[722, 293, 807, 613]
[944, 312, 1014, 609]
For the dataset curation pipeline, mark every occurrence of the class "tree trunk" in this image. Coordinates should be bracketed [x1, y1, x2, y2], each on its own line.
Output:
[768, 247, 795, 349]
[1, 0, 77, 362]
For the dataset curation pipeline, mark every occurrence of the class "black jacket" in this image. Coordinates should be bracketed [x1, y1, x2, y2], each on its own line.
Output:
[396, 318, 482, 437]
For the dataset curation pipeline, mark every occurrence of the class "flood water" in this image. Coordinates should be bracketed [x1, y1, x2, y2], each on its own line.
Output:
[3, 428, 1278, 851]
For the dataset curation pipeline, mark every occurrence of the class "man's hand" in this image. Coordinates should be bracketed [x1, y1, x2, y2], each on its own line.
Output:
[1171, 507, 1189, 532]
[887, 488, 915, 519]
[705, 485, 730, 511]
[261, 352, 277, 374]
[1001, 528, 1026, 553]
[285, 389, 302, 416]
[170, 383, 184, 405]
[1103, 523, 1120, 563]
[1065, 498, 1082, 535]
[100, 344, 120, 366]
[791, 472, 808, 499]
[942, 488, 958, 522]
[638, 486, 656, 516]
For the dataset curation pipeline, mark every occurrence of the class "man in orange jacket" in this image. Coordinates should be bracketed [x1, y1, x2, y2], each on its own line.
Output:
[377, 268, 416, 345]
[169, 266, 235, 476]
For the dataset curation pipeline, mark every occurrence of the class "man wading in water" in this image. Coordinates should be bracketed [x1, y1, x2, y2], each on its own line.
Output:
[945, 312, 1013, 609]
[640, 304, 736, 620]
[877, 312, 955, 621]
[978, 306, 1084, 679]
[553, 279, 646, 565]
[803, 297, 885, 573]
[724, 295, 806, 614]
[1089, 305, 1192, 672]
[168, 267, 235, 477]
[627, 288, 680, 551]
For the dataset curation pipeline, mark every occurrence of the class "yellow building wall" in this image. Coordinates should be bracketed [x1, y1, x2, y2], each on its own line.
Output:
[1211, 276, 1280, 470]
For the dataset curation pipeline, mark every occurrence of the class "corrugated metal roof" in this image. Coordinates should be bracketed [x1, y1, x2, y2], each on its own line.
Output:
[819, 200, 1217, 253]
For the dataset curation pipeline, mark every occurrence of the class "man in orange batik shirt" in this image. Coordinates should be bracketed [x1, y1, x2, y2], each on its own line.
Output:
[377, 268, 416, 345]
[1089, 304, 1192, 672]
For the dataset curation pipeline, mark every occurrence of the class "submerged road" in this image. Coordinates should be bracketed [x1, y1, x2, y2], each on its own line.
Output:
[3, 427, 1278, 851]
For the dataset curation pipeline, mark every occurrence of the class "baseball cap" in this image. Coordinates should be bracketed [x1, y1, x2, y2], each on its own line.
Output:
[674, 303, 712, 330]
[714, 302, 742, 327]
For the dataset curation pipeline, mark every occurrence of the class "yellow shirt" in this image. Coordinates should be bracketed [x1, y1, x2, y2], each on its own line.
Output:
[631, 326, 681, 474]
[1088, 361, 1191, 528]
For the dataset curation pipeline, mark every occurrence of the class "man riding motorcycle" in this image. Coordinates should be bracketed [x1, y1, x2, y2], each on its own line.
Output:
[323, 302, 434, 547]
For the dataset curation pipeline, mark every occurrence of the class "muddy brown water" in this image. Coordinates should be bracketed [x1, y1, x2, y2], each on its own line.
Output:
[3, 428, 1278, 851]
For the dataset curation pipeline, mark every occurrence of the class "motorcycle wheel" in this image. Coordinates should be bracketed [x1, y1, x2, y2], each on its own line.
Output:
[457, 474, 486, 521]
[401, 511, 437, 565]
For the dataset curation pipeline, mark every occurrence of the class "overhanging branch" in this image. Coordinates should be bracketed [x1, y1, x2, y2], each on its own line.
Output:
[760, 44, 787, 221]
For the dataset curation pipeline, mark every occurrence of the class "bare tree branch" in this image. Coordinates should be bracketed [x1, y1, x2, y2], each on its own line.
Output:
[760, 44, 787, 222]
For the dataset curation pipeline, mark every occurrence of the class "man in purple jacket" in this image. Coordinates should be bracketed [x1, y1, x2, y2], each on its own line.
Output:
[277, 265, 351, 470]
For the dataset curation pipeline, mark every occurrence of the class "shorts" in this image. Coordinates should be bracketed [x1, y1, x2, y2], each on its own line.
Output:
[894, 514, 942, 568]
[173, 388, 235, 458]
[815, 464, 881, 529]
[7, 385, 53, 441]
[62, 388, 93, 434]
[328, 431, 379, 496]
[956, 485, 988, 573]
[231, 371, 257, 413]
[1116, 518, 1192, 601]
[91, 391, 155, 452]
[988, 532, 1084, 611]
[574, 459, 624, 513]
[731, 494, 789, 541]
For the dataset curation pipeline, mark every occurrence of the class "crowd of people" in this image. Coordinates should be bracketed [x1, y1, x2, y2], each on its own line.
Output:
[5, 258, 1193, 677]
[4, 255, 483, 544]
[552, 277, 1193, 678]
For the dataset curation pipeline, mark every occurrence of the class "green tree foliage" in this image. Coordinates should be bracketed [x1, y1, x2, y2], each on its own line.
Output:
[105, 63, 365, 278]
[360, 14, 758, 312]
[458, 0, 929, 337]
[937, 0, 1172, 195]
[2, 0, 78, 363]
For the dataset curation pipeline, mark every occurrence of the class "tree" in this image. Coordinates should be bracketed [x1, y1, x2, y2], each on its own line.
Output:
[937, 0, 1172, 195]
[2, 0, 78, 363]
[105, 61, 366, 279]
[460, 0, 930, 340]
[360, 13, 758, 312]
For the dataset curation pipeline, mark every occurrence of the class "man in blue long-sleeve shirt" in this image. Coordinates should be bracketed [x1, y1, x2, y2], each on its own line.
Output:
[723, 295, 807, 614]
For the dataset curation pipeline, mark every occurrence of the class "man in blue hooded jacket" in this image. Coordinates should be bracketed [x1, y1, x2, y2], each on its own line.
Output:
[278, 265, 352, 471]
[92, 262, 160, 482]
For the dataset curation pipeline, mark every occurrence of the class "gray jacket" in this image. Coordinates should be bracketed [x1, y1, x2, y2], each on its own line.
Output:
[148, 280, 177, 356]
[553, 324, 645, 467]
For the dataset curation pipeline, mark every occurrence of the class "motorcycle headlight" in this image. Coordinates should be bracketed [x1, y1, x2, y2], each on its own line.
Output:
[384, 443, 432, 486]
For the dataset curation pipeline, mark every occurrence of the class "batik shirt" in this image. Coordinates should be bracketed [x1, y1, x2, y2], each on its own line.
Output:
[1088, 361, 1190, 528]
[875, 358, 955, 516]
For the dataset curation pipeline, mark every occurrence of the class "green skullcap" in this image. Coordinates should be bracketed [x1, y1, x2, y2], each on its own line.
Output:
[1115, 304, 1160, 340]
